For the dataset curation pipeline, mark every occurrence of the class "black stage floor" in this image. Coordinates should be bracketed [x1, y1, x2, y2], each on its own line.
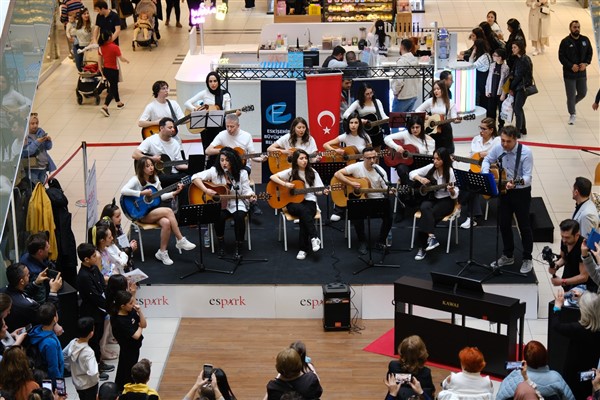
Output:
[133, 194, 538, 286]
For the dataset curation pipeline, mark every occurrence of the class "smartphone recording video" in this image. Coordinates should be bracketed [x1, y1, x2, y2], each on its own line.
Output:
[505, 361, 522, 370]
[395, 373, 412, 384]
[580, 370, 595, 382]
[42, 380, 53, 391]
[202, 364, 213, 381]
[55, 378, 66, 396]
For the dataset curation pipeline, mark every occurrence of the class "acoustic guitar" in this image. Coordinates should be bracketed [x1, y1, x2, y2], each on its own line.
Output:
[185, 105, 255, 134]
[141, 114, 192, 139]
[120, 175, 192, 220]
[267, 149, 337, 174]
[485, 168, 525, 198]
[322, 145, 389, 165]
[188, 182, 270, 207]
[154, 154, 188, 172]
[383, 139, 481, 168]
[329, 176, 410, 208]
[213, 145, 274, 166]
[362, 113, 387, 136]
[424, 113, 476, 134]
[266, 180, 342, 209]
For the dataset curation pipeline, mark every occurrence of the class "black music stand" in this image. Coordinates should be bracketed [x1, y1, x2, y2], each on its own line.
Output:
[312, 161, 346, 227]
[189, 110, 225, 129]
[178, 202, 230, 278]
[348, 198, 401, 274]
[388, 112, 427, 129]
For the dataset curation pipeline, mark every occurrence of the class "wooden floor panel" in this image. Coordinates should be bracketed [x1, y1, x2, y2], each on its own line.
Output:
[159, 319, 449, 400]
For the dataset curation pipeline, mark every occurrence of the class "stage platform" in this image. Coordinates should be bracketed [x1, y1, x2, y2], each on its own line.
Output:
[132, 194, 539, 320]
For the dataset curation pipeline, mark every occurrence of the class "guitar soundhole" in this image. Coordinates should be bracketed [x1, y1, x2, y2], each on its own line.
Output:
[143, 196, 153, 204]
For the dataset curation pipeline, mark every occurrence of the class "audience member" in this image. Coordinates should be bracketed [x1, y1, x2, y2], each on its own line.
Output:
[266, 348, 322, 400]
[27, 387, 56, 400]
[21, 113, 56, 186]
[62, 317, 100, 400]
[486, 11, 504, 40]
[1, 263, 61, 332]
[0, 314, 28, 359]
[552, 288, 600, 399]
[592, 369, 600, 400]
[438, 347, 493, 399]
[470, 38, 492, 108]
[387, 335, 435, 398]
[508, 40, 533, 136]
[120, 358, 160, 400]
[581, 240, 600, 292]
[548, 219, 595, 292]
[391, 39, 419, 116]
[526, 0, 555, 55]
[513, 364, 544, 400]
[478, 21, 503, 55]
[92, 0, 121, 45]
[182, 372, 212, 400]
[505, 18, 526, 69]
[98, 382, 120, 400]
[20, 232, 55, 292]
[76, 243, 114, 380]
[289, 341, 318, 380]
[485, 47, 510, 129]
[384, 373, 431, 400]
[572, 176, 598, 238]
[496, 341, 574, 399]
[0, 346, 40, 400]
[345, 51, 369, 78]
[212, 368, 236, 400]
[27, 303, 64, 381]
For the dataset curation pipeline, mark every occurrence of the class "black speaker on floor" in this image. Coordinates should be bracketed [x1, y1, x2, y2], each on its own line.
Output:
[322, 283, 351, 331]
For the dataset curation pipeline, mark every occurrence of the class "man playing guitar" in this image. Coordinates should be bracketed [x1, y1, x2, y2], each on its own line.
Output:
[138, 81, 185, 143]
[333, 147, 393, 255]
[482, 125, 534, 274]
[133, 117, 188, 188]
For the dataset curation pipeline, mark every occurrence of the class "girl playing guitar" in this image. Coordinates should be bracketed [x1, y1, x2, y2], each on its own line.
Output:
[342, 83, 388, 151]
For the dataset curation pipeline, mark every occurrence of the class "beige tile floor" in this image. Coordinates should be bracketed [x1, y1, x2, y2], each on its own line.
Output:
[28, 0, 599, 396]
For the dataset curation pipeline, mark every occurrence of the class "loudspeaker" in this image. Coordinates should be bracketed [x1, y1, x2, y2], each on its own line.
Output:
[322, 283, 351, 331]
[530, 197, 554, 243]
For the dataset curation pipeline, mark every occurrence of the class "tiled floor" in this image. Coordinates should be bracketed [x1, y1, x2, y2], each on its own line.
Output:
[30, 0, 599, 397]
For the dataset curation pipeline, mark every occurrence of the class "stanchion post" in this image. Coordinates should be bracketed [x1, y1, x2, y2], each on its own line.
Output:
[76, 141, 89, 209]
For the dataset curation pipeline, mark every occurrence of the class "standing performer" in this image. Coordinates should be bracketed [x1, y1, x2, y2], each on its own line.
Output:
[415, 80, 459, 154]
[482, 125, 534, 274]
[138, 81, 185, 142]
[269, 150, 327, 260]
[342, 83, 388, 151]
[267, 117, 318, 160]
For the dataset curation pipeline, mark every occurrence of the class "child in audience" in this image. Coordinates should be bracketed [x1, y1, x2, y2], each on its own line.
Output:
[120, 358, 159, 400]
[100, 199, 138, 271]
[485, 47, 510, 129]
[62, 317, 100, 400]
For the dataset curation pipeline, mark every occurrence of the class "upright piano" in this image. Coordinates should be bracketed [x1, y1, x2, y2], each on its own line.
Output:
[394, 276, 526, 377]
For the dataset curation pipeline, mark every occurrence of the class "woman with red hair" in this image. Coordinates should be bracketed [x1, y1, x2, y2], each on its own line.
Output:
[438, 347, 493, 399]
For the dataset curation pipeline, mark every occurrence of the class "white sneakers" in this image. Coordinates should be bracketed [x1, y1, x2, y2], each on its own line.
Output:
[568, 114, 576, 125]
[330, 214, 341, 222]
[176, 237, 196, 251]
[460, 218, 477, 229]
[155, 250, 173, 266]
[296, 251, 307, 260]
[311, 237, 321, 252]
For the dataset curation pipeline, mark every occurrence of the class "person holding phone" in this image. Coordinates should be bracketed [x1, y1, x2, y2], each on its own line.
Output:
[386, 335, 435, 399]
[581, 240, 600, 292]
[0, 316, 28, 360]
[384, 373, 431, 400]
[21, 113, 56, 186]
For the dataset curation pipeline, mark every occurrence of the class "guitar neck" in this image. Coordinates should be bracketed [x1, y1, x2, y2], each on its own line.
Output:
[358, 188, 389, 194]
[292, 186, 328, 195]
[150, 181, 181, 200]
[421, 183, 450, 193]
[365, 118, 389, 129]
[452, 155, 481, 166]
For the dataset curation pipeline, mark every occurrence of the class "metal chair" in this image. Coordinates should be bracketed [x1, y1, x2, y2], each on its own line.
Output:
[278, 207, 323, 251]
[130, 221, 181, 262]
[410, 203, 460, 253]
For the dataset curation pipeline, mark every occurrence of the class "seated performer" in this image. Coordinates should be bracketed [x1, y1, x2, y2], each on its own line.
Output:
[333, 147, 393, 255]
[408, 147, 458, 261]
[269, 149, 328, 261]
[132, 117, 187, 187]
[121, 157, 196, 265]
[267, 117, 319, 162]
[191, 147, 256, 259]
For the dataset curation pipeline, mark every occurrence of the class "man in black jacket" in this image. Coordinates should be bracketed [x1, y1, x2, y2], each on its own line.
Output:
[75, 243, 114, 377]
[558, 20, 593, 125]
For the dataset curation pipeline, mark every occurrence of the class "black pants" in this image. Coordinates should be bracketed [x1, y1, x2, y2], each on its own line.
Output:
[103, 68, 120, 106]
[165, 0, 181, 21]
[201, 127, 221, 169]
[416, 196, 455, 248]
[486, 94, 505, 129]
[352, 197, 393, 244]
[498, 186, 533, 260]
[76, 384, 98, 400]
[286, 200, 318, 252]
[159, 172, 189, 207]
[513, 89, 527, 135]
[432, 124, 454, 155]
[215, 209, 247, 241]
[458, 190, 483, 218]
[475, 70, 488, 110]
[115, 344, 141, 392]
[88, 317, 105, 363]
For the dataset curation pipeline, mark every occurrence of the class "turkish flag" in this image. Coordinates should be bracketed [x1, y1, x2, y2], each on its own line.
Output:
[306, 73, 343, 150]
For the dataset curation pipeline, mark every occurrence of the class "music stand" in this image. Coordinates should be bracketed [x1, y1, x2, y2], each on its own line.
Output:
[388, 112, 427, 129]
[348, 198, 401, 274]
[190, 110, 225, 129]
[312, 161, 346, 227]
[178, 202, 230, 278]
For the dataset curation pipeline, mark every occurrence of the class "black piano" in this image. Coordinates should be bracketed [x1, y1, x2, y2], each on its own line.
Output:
[394, 275, 526, 377]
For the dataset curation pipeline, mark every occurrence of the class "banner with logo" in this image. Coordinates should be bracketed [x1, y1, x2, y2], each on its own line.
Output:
[306, 73, 343, 150]
[261, 79, 296, 182]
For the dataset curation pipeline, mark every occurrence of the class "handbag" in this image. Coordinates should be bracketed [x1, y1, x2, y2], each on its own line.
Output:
[540, 5, 550, 14]
[524, 78, 538, 96]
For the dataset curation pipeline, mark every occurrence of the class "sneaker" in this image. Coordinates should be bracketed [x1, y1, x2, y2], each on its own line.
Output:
[375, 242, 387, 252]
[425, 236, 439, 251]
[330, 213, 341, 222]
[99, 362, 115, 372]
[568, 114, 576, 125]
[520, 259, 533, 273]
[296, 250, 307, 260]
[176, 237, 196, 251]
[203, 230, 210, 248]
[99, 372, 109, 381]
[165, 18, 170, 26]
[176, 22, 182, 28]
[531, 48, 539, 56]
[116, 103, 125, 109]
[100, 107, 109, 117]
[460, 217, 477, 229]
[414, 248, 426, 261]
[491, 255, 515, 268]
[155, 250, 174, 266]
[311, 237, 321, 252]
[358, 242, 368, 255]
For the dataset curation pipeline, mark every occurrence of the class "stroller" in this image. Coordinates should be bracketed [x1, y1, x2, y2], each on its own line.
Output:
[75, 50, 107, 105]
[132, 0, 158, 51]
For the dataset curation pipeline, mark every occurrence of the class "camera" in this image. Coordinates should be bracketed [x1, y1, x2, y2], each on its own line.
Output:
[541, 246, 557, 268]
[395, 373, 412, 384]
[505, 361, 523, 370]
[579, 370, 595, 382]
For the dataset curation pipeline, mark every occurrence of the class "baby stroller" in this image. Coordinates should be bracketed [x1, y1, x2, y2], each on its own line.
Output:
[75, 50, 107, 105]
[132, 0, 158, 51]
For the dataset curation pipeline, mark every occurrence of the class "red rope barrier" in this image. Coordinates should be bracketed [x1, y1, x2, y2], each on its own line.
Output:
[48, 144, 83, 179]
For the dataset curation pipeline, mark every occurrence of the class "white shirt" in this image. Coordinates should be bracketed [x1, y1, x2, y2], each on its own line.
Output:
[343, 162, 387, 199]
[275, 168, 324, 203]
[337, 133, 371, 153]
[343, 99, 388, 120]
[192, 167, 253, 213]
[137, 134, 183, 173]
[121, 175, 174, 201]
[273, 133, 318, 154]
[139, 99, 184, 144]
[409, 163, 459, 199]
[384, 129, 435, 155]
[415, 98, 458, 118]
[184, 90, 232, 111]
[470, 135, 500, 155]
[211, 129, 255, 166]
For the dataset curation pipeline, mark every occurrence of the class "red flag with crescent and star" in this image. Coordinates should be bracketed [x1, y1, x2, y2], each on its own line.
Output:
[306, 73, 343, 150]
